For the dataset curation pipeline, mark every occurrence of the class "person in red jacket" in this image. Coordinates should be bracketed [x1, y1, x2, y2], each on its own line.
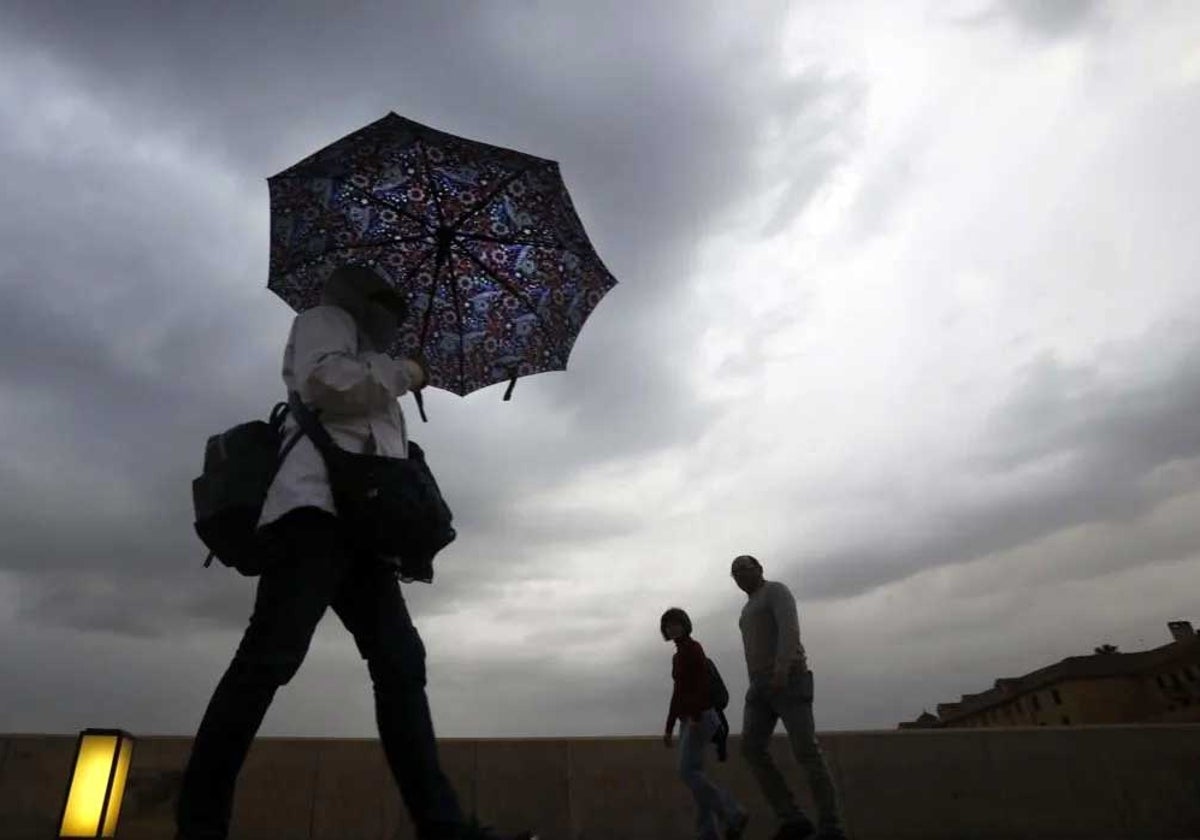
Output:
[662, 607, 750, 840]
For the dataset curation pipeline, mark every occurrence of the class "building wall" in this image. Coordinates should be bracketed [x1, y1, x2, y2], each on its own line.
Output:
[950, 688, 1047, 728]
[926, 632, 1200, 730]
[1145, 660, 1200, 722]
[1066, 676, 1154, 724]
[2, 726, 1199, 840]
[942, 651, 1200, 728]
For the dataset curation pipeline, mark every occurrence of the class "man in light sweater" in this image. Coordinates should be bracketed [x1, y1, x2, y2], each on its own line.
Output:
[731, 554, 846, 840]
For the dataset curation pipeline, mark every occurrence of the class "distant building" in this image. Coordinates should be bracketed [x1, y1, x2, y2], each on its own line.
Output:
[899, 621, 1200, 729]
[898, 710, 940, 729]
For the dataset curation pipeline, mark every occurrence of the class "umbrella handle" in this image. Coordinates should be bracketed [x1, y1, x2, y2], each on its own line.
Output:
[410, 354, 430, 422]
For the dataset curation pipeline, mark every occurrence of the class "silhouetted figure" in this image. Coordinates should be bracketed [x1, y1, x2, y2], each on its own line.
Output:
[177, 264, 532, 840]
[730, 555, 846, 840]
[661, 607, 749, 840]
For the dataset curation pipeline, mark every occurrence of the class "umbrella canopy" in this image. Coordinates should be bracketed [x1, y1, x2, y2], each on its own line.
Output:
[267, 112, 617, 398]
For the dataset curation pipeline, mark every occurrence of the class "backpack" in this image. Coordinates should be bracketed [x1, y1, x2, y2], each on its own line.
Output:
[192, 403, 302, 576]
[706, 657, 730, 711]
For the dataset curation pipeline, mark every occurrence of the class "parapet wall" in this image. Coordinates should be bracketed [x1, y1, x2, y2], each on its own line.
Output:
[2, 725, 1198, 839]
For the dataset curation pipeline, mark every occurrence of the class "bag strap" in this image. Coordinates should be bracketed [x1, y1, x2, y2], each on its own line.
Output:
[269, 401, 290, 428]
[273, 422, 306, 478]
[287, 390, 340, 457]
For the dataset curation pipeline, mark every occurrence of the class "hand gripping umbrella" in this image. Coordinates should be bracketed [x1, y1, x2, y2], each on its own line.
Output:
[267, 112, 617, 418]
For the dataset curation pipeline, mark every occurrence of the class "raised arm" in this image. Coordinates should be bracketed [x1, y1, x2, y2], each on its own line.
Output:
[291, 306, 415, 414]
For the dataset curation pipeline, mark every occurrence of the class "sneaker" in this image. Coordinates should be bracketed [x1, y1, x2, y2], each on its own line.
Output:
[770, 818, 816, 840]
[725, 810, 751, 839]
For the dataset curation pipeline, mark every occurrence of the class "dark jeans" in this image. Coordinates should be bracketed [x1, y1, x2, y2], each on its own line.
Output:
[741, 668, 843, 832]
[176, 508, 463, 840]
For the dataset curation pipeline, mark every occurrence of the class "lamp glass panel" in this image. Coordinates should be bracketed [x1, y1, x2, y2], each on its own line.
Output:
[59, 733, 117, 837]
[101, 736, 133, 837]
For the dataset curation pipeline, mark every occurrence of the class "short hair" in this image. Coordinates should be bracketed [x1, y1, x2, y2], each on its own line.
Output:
[660, 607, 692, 640]
[731, 554, 762, 571]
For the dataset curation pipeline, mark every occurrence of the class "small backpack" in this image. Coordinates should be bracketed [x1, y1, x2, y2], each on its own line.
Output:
[706, 657, 730, 711]
[192, 403, 301, 576]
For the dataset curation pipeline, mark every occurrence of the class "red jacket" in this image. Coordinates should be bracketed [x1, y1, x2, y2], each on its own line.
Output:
[665, 636, 711, 735]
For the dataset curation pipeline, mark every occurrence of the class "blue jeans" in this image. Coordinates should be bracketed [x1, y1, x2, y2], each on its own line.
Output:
[741, 668, 843, 832]
[176, 508, 463, 839]
[679, 708, 744, 840]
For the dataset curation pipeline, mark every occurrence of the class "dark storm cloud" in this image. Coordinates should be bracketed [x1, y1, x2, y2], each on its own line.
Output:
[0, 1, 849, 650]
[798, 319, 1200, 600]
[0, 140, 286, 592]
[1, 2, 1194, 741]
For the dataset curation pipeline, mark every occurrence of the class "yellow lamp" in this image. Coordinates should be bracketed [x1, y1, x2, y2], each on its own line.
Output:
[58, 729, 135, 838]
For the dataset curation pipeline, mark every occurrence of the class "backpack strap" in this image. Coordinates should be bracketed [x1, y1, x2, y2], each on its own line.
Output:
[287, 390, 339, 457]
[273, 419, 306, 478]
[265, 401, 307, 483]
[269, 401, 289, 429]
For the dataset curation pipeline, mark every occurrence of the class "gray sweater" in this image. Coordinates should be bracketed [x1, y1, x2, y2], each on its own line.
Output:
[739, 580, 808, 680]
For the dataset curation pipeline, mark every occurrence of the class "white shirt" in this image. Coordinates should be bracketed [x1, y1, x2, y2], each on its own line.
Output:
[257, 305, 414, 528]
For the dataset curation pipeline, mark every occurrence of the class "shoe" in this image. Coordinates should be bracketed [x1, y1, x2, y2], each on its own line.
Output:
[725, 810, 750, 839]
[816, 829, 847, 840]
[770, 818, 816, 840]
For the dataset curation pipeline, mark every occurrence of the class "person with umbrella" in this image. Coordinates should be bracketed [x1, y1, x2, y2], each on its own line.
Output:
[180, 112, 615, 840]
[176, 264, 534, 840]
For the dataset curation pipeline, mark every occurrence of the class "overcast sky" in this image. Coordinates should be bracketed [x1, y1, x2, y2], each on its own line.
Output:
[2, 0, 1199, 740]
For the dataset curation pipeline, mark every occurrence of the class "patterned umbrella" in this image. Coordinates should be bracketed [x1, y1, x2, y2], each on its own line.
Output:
[267, 112, 617, 404]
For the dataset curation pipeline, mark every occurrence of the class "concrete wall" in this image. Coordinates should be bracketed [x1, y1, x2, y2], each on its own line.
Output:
[2, 726, 1198, 839]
